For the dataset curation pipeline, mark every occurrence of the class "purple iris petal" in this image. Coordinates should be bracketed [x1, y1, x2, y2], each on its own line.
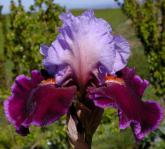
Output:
[88, 67, 164, 140]
[4, 70, 76, 135]
[41, 10, 130, 85]
[25, 85, 76, 126]
[112, 36, 130, 73]
[40, 44, 49, 57]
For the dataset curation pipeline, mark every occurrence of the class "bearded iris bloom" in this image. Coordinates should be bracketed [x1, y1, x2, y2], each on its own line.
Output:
[4, 10, 163, 141]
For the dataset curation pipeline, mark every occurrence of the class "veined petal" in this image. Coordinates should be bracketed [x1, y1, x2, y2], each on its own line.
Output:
[26, 85, 76, 126]
[41, 10, 119, 85]
[88, 67, 163, 140]
[112, 36, 130, 72]
[4, 70, 76, 135]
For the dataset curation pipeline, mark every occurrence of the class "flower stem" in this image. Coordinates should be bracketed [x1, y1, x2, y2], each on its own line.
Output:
[67, 103, 103, 149]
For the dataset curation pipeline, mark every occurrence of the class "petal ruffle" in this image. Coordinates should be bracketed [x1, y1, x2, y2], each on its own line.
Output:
[4, 70, 76, 135]
[41, 10, 130, 85]
[88, 67, 164, 140]
[112, 36, 130, 73]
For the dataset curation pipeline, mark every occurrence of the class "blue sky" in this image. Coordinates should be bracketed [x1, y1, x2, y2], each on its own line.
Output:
[0, 0, 123, 14]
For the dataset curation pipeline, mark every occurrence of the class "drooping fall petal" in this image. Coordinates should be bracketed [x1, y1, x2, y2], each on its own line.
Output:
[88, 67, 163, 140]
[4, 70, 76, 135]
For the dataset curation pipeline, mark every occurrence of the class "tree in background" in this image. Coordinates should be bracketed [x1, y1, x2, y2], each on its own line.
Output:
[4, 0, 64, 80]
[115, 0, 165, 101]
[0, 5, 7, 90]
[114, 0, 165, 148]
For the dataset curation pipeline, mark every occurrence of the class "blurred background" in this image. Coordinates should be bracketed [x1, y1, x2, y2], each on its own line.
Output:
[0, 0, 165, 148]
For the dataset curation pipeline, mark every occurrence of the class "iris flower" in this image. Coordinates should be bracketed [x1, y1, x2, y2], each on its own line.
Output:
[4, 10, 163, 141]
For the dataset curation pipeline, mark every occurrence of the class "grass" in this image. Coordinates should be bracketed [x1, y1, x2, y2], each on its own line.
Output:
[0, 9, 163, 149]
[72, 9, 127, 29]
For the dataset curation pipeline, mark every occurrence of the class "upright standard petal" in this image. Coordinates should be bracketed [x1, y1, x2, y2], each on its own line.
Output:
[41, 10, 130, 85]
[4, 70, 76, 135]
[112, 36, 130, 73]
[88, 67, 164, 140]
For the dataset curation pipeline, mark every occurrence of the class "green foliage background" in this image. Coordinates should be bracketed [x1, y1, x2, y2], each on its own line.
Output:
[0, 0, 164, 149]
[5, 0, 64, 77]
[122, 0, 165, 99]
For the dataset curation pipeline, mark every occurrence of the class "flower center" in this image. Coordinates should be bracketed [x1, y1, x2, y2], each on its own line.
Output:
[105, 75, 124, 85]
[41, 78, 56, 85]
